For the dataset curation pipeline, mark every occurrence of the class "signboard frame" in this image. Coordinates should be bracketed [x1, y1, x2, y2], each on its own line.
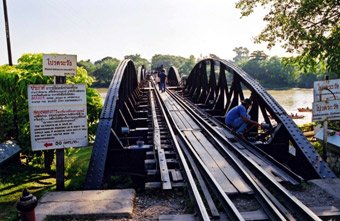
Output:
[43, 54, 77, 76]
[28, 84, 88, 151]
[312, 78, 340, 122]
[313, 79, 340, 102]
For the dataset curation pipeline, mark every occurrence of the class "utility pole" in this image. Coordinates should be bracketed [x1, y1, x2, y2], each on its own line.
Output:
[3, 0, 17, 140]
[3, 0, 12, 65]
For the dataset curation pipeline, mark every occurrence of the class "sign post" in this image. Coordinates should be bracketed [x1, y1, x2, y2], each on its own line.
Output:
[312, 77, 340, 161]
[55, 76, 66, 190]
[28, 54, 87, 190]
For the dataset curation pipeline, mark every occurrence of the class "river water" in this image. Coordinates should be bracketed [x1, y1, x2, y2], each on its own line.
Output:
[261, 88, 313, 125]
[97, 88, 314, 125]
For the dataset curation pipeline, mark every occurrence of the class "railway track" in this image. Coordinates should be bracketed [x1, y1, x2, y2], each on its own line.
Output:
[148, 79, 323, 220]
[85, 59, 338, 220]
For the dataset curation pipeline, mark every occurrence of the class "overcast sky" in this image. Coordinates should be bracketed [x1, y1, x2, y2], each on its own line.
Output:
[0, 0, 289, 64]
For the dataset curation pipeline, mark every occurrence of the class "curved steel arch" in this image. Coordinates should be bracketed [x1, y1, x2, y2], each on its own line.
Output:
[167, 66, 181, 86]
[137, 65, 147, 83]
[84, 59, 138, 189]
[184, 58, 335, 180]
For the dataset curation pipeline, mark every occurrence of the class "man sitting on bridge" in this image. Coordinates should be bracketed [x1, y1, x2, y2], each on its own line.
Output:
[225, 98, 260, 136]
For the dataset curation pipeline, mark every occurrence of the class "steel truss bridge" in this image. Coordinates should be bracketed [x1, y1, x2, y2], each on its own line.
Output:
[84, 59, 337, 221]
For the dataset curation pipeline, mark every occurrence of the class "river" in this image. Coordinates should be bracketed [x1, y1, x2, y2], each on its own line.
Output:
[96, 88, 314, 125]
[259, 88, 313, 125]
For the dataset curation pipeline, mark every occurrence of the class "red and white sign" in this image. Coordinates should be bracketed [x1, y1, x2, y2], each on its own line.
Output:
[313, 79, 340, 122]
[312, 99, 340, 122]
[28, 84, 88, 151]
[43, 54, 77, 76]
[313, 79, 340, 102]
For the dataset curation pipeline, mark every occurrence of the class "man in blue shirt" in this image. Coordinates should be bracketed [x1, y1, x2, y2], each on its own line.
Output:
[225, 98, 260, 135]
[159, 69, 167, 92]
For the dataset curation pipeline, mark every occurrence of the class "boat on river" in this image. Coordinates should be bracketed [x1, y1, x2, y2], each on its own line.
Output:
[298, 107, 312, 112]
[290, 113, 305, 119]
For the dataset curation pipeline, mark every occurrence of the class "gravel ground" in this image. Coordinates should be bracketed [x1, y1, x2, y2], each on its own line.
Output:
[288, 182, 340, 208]
[132, 189, 189, 220]
[114, 182, 340, 221]
[107, 189, 190, 221]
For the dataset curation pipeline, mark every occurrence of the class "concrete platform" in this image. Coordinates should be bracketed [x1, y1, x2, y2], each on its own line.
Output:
[35, 189, 135, 221]
[309, 178, 340, 200]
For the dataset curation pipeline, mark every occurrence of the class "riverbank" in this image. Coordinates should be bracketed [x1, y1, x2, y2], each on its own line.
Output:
[95, 87, 315, 125]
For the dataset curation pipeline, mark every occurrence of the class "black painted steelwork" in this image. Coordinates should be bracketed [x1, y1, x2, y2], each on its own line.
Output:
[184, 58, 335, 180]
[84, 59, 143, 189]
[168, 89, 321, 220]
[167, 66, 181, 86]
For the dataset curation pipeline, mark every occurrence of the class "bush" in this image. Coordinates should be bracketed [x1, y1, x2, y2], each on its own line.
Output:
[0, 53, 102, 158]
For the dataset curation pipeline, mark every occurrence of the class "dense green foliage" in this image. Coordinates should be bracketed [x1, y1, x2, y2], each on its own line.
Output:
[0, 147, 92, 221]
[92, 57, 120, 87]
[236, 0, 340, 74]
[78, 54, 151, 87]
[124, 54, 150, 70]
[151, 54, 197, 76]
[0, 53, 102, 155]
[234, 48, 335, 88]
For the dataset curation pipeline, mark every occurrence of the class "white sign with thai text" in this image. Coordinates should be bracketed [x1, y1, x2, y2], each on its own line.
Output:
[28, 84, 88, 151]
[312, 99, 340, 122]
[313, 79, 340, 102]
[43, 54, 77, 76]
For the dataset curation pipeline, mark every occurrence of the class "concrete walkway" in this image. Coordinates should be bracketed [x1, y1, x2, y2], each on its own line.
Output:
[35, 189, 135, 221]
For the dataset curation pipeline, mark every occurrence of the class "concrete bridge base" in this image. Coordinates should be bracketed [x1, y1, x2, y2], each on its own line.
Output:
[35, 189, 135, 221]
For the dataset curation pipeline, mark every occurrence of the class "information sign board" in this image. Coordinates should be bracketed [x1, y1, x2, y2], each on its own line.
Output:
[313, 79, 340, 102]
[28, 84, 88, 151]
[43, 54, 77, 76]
[312, 99, 340, 122]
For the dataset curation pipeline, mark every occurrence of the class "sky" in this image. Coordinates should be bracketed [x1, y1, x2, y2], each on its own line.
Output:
[0, 0, 290, 65]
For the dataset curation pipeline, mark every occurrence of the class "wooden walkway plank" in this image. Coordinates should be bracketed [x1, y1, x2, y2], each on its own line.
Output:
[175, 110, 192, 129]
[192, 130, 252, 194]
[179, 110, 200, 130]
[184, 130, 238, 194]
[164, 93, 200, 130]
[170, 110, 187, 130]
[242, 149, 284, 183]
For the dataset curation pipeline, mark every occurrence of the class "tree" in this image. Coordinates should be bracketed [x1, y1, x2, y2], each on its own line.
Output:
[236, 0, 340, 73]
[233, 47, 249, 63]
[78, 59, 96, 75]
[151, 54, 197, 76]
[93, 57, 120, 87]
[179, 55, 197, 76]
[124, 54, 150, 70]
[239, 55, 297, 88]
[250, 50, 268, 61]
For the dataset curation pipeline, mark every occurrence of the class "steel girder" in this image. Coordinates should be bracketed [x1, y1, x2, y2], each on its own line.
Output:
[84, 59, 138, 189]
[184, 58, 335, 180]
[167, 66, 181, 86]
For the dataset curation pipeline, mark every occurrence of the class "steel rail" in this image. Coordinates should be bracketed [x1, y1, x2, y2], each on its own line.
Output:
[156, 88, 245, 220]
[168, 89, 322, 221]
[166, 89, 287, 220]
[151, 80, 211, 221]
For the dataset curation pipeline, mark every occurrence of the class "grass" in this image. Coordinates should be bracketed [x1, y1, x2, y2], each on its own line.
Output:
[0, 146, 92, 221]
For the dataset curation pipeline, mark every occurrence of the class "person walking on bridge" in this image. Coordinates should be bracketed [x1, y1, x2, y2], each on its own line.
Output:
[159, 69, 167, 93]
[225, 98, 260, 135]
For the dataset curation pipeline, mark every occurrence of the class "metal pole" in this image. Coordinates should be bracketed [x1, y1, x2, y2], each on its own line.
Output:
[322, 120, 328, 161]
[3, 0, 12, 65]
[3, 0, 19, 139]
[322, 75, 329, 161]
[55, 76, 66, 191]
